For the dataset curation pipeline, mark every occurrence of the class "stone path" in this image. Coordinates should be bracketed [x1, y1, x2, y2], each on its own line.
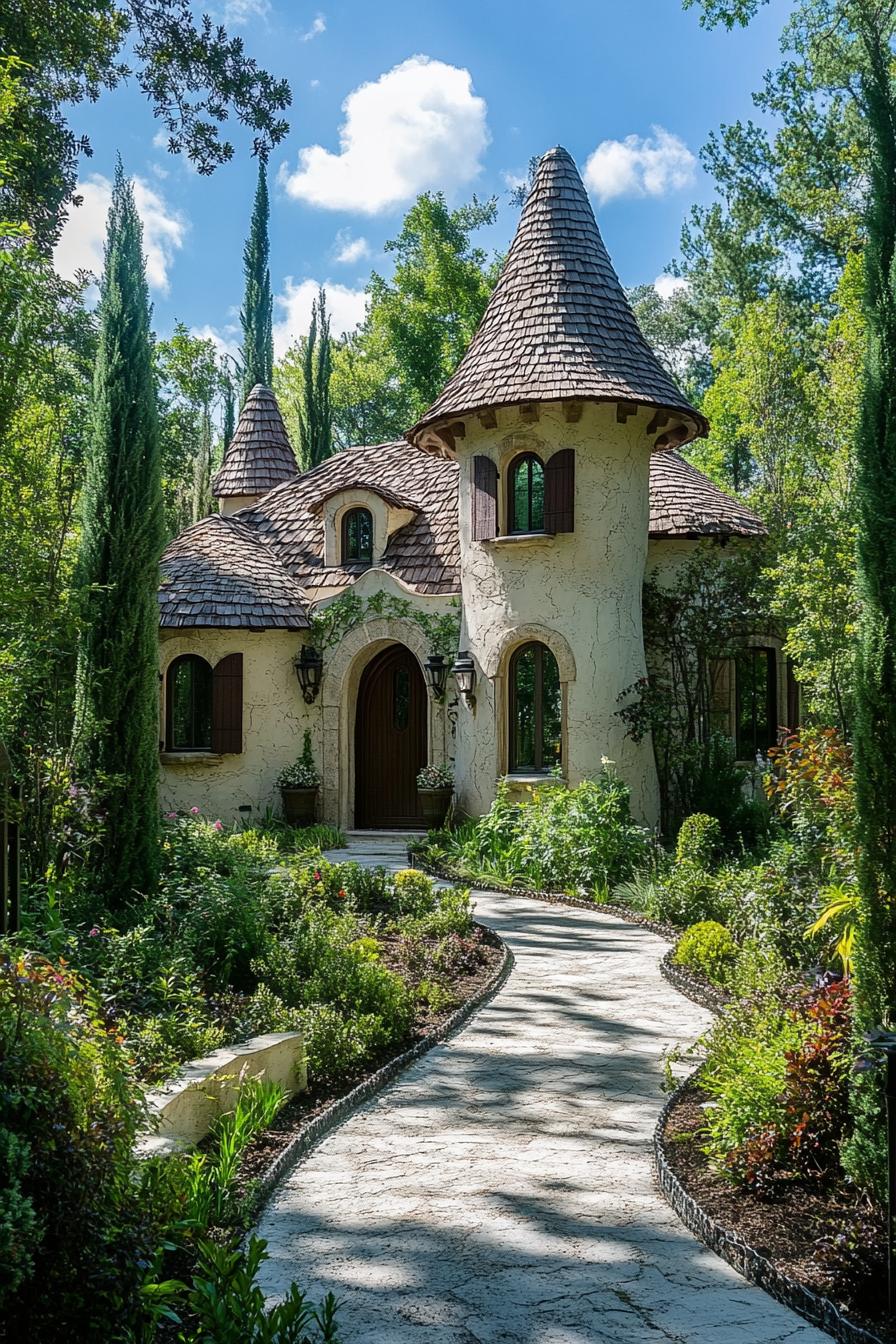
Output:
[256, 837, 827, 1343]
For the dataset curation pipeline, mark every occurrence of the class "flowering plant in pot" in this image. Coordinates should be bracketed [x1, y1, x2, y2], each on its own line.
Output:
[275, 730, 321, 825]
[416, 763, 453, 828]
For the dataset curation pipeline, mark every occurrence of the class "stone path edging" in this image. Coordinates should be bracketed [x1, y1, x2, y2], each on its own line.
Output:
[250, 927, 514, 1217]
[654, 1078, 884, 1344]
[659, 948, 732, 1015]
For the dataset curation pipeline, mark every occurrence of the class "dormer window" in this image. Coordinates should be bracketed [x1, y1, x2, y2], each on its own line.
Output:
[342, 507, 373, 565]
[508, 453, 545, 534]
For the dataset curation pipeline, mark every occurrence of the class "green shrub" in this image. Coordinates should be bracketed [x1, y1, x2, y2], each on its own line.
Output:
[392, 867, 438, 914]
[675, 813, 723, 867]
[647, 861, 733, 928]
[725, 937, 789, 998]
[0, 951, 146, 1340]
[673, 921, 736, 987]
[439, 771, 648, 896]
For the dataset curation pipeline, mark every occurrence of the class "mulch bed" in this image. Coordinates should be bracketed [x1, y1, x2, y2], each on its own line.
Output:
[233, 931, 505, 1204]
[662, 1081, 890, 1342]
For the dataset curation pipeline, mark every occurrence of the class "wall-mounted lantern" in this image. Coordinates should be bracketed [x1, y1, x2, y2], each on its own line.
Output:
[294, 645, 323, 704]
[451, 650, 477, 708]
[424, 653, 448, 701]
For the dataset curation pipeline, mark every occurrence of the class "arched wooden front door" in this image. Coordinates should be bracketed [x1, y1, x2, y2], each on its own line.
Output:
[355, 644, 426, 828]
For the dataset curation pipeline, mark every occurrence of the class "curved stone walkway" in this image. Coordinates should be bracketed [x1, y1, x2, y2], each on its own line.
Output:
[257, 879, 828, 1343]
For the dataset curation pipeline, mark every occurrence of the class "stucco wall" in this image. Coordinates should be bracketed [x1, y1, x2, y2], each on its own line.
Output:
[451, 400, 661, 826]
[159, 570, 456, 828]
[159, 629, 313, 822]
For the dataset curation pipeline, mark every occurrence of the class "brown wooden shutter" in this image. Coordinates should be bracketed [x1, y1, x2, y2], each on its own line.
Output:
[211, 653, 243, 754]
[544, 449, 575, 533]
[472, 455, 498, 540]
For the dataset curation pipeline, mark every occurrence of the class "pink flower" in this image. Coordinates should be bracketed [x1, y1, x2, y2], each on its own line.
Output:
[314, 870, 322, 882]
[190, 806, 201, 815]
[213, 820, 224, 832]
[165, 811, 177, 819]
[88, 927, 100, 938]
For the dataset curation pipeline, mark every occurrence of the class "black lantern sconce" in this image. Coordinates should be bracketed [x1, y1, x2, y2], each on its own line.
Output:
[451, 650, 477, 708]
[424, 653, 448, 701]
[294, 645, 323, 704]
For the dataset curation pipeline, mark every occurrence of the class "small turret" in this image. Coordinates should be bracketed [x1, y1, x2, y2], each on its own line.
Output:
[212, 384, 299, 514]
[409, 147, 704, 826]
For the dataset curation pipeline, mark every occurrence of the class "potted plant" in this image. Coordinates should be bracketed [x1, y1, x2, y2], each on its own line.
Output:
[276, 730, 321, 825]
[416, 763, 453, 828]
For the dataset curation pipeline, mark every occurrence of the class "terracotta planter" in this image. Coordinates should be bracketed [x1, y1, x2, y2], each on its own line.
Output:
[417, 786, 452, 829]
[280, 786, 318, 826]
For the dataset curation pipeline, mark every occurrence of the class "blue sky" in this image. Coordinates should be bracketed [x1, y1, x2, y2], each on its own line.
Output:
[55, 0, 790, 362]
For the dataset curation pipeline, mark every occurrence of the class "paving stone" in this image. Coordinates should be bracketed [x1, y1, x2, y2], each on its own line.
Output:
[255, 839, 828, 1343]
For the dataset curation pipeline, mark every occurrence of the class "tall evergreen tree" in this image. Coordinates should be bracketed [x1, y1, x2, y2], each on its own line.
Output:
[298, 286, 333, 469]
[222, 366, 236, 450]
[239, 161, 273, 398]
[848, 5, 896, 1194]
[72, 163, 164, 906]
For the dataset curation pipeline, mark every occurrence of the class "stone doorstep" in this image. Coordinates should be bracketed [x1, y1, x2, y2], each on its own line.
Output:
[137, 1031, 306, 1159]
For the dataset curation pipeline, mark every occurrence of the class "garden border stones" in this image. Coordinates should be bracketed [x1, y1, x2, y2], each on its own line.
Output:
[654, 1079, 884, 1344]
[249, 926, 514, 1217]
[659, 948, 731, 1015]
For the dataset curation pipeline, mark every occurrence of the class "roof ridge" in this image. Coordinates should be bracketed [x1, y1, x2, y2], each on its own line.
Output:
[408, 146, 705, 445]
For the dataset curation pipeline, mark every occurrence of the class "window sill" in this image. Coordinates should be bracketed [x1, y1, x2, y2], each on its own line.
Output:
[487, 532, 554, 547]
[503, 773, 567, 787]
[160, 751, 223, 765]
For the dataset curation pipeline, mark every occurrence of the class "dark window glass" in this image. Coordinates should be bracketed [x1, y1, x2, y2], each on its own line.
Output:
[736, 647, 777, 758]
[393, 666, 410, 730]
[342, 508, 373, 564]
[509, 642, 562, 772]
[167, 655, 212, 751]
[508, 454, 545, 533]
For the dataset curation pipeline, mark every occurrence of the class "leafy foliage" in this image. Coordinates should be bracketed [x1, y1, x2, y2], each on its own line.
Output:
[674, 920, 737, 986]
[239, 161, 273, 398]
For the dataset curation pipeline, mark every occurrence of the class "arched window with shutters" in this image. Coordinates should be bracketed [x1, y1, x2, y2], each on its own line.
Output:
[508, 641, 562, 773]
[164, 652, 243, 754]
[507, 454, 545, 533]
[166, 655, 213, 751]
[341, 507, 373, 565]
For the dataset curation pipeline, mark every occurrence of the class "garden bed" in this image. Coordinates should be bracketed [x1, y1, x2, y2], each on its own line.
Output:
[658, 1080, 888, 1344]
[229, 925, 509, 1213]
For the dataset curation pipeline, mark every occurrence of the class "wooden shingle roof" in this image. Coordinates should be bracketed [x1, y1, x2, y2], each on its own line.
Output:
[211, 384, 300, 498]
[409, 147, 706, 446]
[238, 441, 460, 595]
[159, 514, 309, 629]
[649, 452, 766, 539]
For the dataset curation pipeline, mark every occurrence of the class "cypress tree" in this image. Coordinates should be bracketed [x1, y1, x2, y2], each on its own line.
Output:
[72, 163, 164, 906]
[298, 286, 333, 469]
[222, 368, 236, 450]
[848, 15, 896, 1193]
[239, 161, 273, 398]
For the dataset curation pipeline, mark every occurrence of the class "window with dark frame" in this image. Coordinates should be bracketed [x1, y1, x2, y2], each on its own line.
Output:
[508, 453, 545, 533]
[735, 646, 777, 758]
[509, 641, 562, 773]
[341, 507, 373, 565]
[166, 655, 213, 751]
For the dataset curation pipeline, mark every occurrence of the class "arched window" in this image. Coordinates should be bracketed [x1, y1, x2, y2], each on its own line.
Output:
[509, 641, 562, 773]
[508, 453, 545, 534]
[342, 507, 373, 565]
[166, 655, 213, 751]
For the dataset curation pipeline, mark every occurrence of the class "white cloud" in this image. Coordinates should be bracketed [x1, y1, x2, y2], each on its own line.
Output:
[152, 128, 168, 150]
[222, 0, 270, 23]
[55, 173, 187, 294]
[333, 230, 371, 265]
[310, 78, 320, 89]
[654, 273, 689, 301]
[301, 12, 326, 40]
[280, 55, 489, 213]
[583, 127, 696, 205]
[273, 278, 367, 358]
[502, 170, 528, 193]
[191, 323, 241, 367]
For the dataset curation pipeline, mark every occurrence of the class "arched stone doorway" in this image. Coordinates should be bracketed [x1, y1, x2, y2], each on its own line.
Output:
[354, 643, 426, 828]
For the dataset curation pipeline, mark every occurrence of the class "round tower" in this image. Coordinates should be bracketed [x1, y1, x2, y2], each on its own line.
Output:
[212, 383, 299, 515]
[407, 147, 706, 826]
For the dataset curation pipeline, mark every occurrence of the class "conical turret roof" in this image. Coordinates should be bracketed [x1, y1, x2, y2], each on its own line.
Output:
[212, 384, 299, 498]
[408, 147, 706, 446]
